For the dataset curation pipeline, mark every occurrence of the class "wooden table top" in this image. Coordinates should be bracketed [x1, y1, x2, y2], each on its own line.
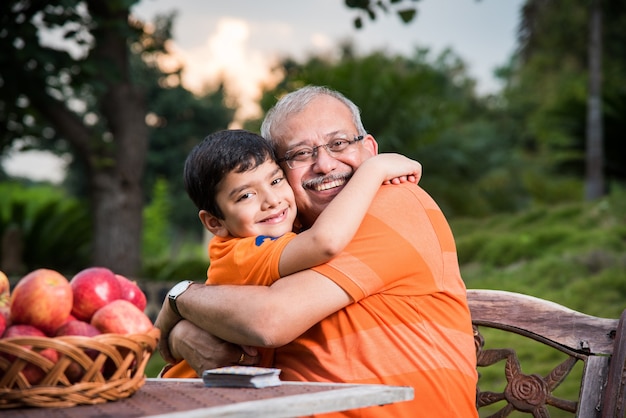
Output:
[2, 378, 414, 418]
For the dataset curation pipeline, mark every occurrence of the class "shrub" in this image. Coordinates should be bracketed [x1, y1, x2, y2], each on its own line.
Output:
[0, 182, 91, 275]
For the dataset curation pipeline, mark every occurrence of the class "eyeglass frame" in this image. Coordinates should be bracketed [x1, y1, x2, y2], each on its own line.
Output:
[277, 135, 365, 169]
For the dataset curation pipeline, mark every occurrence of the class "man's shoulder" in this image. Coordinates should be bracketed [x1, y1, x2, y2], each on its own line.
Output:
[376, 183, 438, 206]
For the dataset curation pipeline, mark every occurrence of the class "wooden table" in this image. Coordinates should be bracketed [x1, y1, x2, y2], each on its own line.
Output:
[3, 378, 414, 417]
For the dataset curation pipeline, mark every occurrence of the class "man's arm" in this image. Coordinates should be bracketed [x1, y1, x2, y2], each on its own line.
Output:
[155, 269, 351, 363]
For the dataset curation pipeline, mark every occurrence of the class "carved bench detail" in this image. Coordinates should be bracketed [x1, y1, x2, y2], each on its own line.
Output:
[467, 289, 625, 417]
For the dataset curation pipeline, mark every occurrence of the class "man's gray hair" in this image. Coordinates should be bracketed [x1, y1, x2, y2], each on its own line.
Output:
[260, 86, 367, 147]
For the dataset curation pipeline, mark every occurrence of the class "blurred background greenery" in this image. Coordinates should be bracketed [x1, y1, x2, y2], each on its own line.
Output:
[1, 1, 624, 415]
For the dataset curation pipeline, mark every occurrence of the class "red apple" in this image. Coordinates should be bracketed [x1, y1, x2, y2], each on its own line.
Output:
[2, 324, 59, 384]
[70, 267, 121, 322]
[0, 313, 6, 337]
[55, 320, 102, 382]
[2, 324, 46, 339]
[91, 299, 153, 335]
[0, 270, 9, 304]
[0, 270, 11, 329]
[115, 274, 147, 312]
[55, 319, 101, 338]
[10, 269, 73, 336]
[0, 305, 9, 331]
[61, 313, 78, 325]
[0, 305, 11, 336]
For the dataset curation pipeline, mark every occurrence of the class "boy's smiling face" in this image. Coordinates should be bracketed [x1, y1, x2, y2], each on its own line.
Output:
[206, 159, 297, 239]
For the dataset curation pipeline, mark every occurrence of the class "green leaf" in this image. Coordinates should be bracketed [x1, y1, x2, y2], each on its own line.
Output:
[345, 0, 370, 9]
[398, 9, 416, 23]
[375, 1, 389, 14]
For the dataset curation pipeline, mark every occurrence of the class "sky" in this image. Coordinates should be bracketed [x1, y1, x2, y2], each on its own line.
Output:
[3, 0, 524, 182]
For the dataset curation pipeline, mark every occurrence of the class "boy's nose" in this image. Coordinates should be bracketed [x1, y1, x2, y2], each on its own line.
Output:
[261, 192, 280, 209]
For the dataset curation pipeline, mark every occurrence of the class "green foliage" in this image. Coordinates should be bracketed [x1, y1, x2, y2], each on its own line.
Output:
[522, 172, 583, 204]
[456, 186, 626, 319]
[142, 178, 171, 260]
[508, 0, 626, 188]
[141, 177, 212, 282]
[142, 256, 209, 282]
[146, 351, 166, 377]
[0, 182, 91, 275]
[136, 48, 235, 235]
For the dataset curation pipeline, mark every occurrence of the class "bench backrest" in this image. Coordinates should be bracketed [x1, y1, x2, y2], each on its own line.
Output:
[467, 289, 626, 417]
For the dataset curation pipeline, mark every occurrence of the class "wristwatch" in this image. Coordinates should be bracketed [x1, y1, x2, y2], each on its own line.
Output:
[167, 280, 194, 317]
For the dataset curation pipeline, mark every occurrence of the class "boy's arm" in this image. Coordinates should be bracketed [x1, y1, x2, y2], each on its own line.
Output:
[278, 153, 421, 276]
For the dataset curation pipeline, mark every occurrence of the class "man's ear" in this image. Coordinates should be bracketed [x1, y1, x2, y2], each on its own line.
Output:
[199, 210, 229, 237]
[362, 133, 379, 155]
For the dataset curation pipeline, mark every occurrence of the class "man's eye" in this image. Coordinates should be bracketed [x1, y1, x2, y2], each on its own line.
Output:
[329, 139, 349, 149]
[291, 149, 313, 159]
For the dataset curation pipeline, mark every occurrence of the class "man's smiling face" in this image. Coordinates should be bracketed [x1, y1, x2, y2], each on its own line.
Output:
[272, 95, 378, 229]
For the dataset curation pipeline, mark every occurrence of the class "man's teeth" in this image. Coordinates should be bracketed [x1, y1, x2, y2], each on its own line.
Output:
[314, 179, 345, 191]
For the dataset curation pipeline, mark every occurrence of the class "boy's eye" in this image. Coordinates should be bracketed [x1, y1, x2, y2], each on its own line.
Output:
[271, 177, 283, 186]
[236, 192, 253, 202]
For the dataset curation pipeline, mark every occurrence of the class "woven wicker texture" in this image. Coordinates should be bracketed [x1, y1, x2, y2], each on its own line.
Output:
[0, 327, 159, 409]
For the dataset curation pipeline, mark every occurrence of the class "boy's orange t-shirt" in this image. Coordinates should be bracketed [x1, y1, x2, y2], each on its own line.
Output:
[160, 232, 296, 377]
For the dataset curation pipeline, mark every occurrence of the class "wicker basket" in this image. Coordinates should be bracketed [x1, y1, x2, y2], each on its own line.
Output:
[0, 327, 160, 409]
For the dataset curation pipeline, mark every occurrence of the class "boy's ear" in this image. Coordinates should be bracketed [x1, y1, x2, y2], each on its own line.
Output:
[199, 210, 229, 237]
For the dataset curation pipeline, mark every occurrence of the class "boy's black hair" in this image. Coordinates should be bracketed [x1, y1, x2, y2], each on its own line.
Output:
[184, 129, 277, 218]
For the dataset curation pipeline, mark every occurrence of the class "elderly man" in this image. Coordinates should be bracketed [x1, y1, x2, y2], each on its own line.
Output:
[155, 86, 478, 417]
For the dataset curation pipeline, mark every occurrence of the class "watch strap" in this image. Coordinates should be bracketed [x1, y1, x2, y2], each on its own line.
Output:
[168, 280, 194, 317]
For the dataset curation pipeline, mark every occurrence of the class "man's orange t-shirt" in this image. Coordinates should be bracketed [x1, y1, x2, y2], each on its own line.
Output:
[163, 183, 477, 417]
[273, 183, 477, 417]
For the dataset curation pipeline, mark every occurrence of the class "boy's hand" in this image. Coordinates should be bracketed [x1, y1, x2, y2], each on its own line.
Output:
[382, 174, 419, 185]
[365, 153, 422, 185]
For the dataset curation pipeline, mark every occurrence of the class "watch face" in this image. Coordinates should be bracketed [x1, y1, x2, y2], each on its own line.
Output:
[170, 281, 192, 297]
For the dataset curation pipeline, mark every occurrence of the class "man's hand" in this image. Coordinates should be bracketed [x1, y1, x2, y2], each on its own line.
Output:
[154, 293, 183, 364]
[170, 320, 260, 375]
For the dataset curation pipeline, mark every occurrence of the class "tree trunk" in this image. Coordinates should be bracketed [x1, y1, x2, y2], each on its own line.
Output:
[91, 84, 147, 276]
[85, 1, 148, 276]
[585, 0, 604, 200]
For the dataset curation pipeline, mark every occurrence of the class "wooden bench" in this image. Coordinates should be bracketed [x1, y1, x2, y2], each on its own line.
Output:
[467, 289, 626, 417]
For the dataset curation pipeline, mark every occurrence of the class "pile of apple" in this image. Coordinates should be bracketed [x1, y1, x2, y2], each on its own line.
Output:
[0, 267, 153, 384]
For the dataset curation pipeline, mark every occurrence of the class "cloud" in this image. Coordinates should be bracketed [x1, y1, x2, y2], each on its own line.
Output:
[311, 33, 332, 49]
[167, 17, 283, 126]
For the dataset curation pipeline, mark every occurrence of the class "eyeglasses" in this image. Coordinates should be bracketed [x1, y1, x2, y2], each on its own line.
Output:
[278, 135, 364, 169]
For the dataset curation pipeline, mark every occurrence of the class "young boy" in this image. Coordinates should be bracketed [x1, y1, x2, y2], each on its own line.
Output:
[161, 129, 421, 376]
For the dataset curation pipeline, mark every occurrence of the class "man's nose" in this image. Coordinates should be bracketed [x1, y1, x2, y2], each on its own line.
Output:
[312, 145, 338, 172]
